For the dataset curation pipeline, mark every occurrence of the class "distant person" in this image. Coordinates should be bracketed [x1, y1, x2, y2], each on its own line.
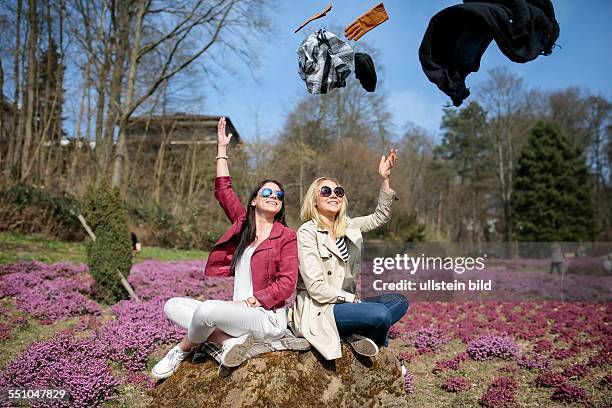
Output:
[151, 117, 298, 379]
[131, 232, 141, 253]
[550, 242, 564, 274]
[603, 253, 612, 274]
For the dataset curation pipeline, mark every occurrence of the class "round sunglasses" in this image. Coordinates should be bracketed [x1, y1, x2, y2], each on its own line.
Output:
[260, 187, 285, 201]
[320, 185, 345, 198]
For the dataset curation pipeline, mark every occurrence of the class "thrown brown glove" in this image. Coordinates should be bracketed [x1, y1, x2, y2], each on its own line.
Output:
[295, 3, 332, 33]
[344, 2, 389, 41]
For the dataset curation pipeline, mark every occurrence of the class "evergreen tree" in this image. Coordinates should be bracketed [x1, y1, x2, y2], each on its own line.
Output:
[436, 101, 491, 181]
[83, 179, 132, 304]
[512, 122, 598, 241]
[435, 101, 496, 241]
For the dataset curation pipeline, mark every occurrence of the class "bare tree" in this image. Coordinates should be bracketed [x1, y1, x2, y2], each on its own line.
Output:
[476, 67, 534, 243]
[19, 0, 37, 181]
[3, 0, 24, 184]
[112, 0, 238, 188]
[0, 59, 4, 165]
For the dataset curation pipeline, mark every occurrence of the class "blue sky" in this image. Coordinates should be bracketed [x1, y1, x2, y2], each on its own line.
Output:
[205, 0, 612, 143]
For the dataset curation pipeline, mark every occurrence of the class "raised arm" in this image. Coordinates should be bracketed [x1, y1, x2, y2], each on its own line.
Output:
[214, 117, 245, 222]
[350, 148, 397, 232]
[217, 116, 232, 177]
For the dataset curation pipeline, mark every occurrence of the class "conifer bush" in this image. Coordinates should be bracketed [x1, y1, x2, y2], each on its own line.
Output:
[82, 179, 132, 304]
[512, 122, 598, 242]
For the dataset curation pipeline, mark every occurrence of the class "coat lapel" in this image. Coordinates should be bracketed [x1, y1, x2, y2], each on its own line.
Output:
[321, 230, 343, 260]
[253, 220, 283, 255]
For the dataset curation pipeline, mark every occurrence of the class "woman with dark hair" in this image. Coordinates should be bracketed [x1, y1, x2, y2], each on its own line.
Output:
[152, 117, 298, 379]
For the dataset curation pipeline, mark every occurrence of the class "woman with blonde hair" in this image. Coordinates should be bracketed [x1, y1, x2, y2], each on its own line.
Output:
[289, 149, 408, 360]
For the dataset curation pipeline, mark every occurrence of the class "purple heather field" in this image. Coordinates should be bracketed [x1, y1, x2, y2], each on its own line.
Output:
[0, 259, 610, 407]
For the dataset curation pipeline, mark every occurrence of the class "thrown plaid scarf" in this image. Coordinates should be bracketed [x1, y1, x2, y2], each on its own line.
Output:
[297, 29, 354, 94]
[191, 329, 311, 377]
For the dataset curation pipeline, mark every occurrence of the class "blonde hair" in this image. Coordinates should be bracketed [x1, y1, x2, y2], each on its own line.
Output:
[300, 177, 348, 237]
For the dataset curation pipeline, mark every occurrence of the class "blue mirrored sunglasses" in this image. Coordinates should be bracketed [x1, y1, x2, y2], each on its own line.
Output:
[260, 187, 285, 201]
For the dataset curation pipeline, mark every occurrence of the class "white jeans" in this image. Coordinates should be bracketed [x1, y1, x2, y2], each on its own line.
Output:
[164, 297, 287, 344]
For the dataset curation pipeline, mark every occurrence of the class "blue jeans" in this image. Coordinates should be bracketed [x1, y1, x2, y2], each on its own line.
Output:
[333, 293, 409, 347]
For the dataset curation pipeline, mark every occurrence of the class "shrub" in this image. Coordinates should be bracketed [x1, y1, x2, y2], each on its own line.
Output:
[562, 363, 589, 379]
[415, 327, 449, 353]
[535, 371, 566, 388]
[82, 179, 132, 304]
[0, 334, 120, 408]
[0, 261, 99, 324]
[551, 383, 588, 403]
[442, 376, 472, 392]
[467, 334, 520, 361]
[479, 377, 518, 407]
[434, 353, 467, 372]
[516, 352, 552, 370]
[404, 371, 414, 394]
[97, 299, 184, 371]
[0, 185, 84, 240]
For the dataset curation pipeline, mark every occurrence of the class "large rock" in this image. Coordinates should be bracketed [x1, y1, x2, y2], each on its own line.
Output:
[149, 344, 408, 407]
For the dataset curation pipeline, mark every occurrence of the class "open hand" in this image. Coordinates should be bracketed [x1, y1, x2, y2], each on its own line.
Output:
[217, 117, 233, 147]
[378, 148, 397, 180]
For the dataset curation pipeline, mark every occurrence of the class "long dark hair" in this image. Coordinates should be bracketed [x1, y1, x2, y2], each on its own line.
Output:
[230, 179, 286, 274]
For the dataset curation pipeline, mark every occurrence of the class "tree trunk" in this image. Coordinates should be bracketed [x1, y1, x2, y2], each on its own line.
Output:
[153, 119, 176, 204]
[505, 127, 514, 243]
[48, 0, 65, 188]
[153, 138, 167, 204]
[0, 59, 4, 169]
[111, 0, 147, 188]
[20, 0, 37, 182]
[104, 0, 131, 179]
[436, 189, 444, 238]
[93, 0, 112, 177]
[6, 0, 23, 185]
[39, 0, 53, 186]
[70, 60, 89, 184]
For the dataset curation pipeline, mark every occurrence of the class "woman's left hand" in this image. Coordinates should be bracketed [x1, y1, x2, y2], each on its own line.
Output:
[246, 296, 261, 307]
[378, 148, 397, 180]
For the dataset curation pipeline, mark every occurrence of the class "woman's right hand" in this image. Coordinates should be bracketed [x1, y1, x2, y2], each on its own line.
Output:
[217, 117, 233, 147]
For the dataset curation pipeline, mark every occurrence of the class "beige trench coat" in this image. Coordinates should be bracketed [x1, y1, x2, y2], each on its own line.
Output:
[288, 189, 395, 360]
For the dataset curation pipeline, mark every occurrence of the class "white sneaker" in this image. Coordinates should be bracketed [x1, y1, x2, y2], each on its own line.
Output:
[220, 333, 254, 367]
[347, 334, 379, 357]
[151, 344, 191, 379]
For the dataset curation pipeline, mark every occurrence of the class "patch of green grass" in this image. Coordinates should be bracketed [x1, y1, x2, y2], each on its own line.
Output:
[102, 384, 152, 408]
[138, 246, 208, 262]
[0, 231, 87, 264]
[0, 314, 81, 370]
[0, 231, 208, 265]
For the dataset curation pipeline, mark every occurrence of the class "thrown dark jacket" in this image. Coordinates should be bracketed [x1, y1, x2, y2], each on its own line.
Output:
[419, 0, 560, 107]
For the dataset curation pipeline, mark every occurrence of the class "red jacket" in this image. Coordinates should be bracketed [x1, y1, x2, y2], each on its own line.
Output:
[204, 176, 298, 310]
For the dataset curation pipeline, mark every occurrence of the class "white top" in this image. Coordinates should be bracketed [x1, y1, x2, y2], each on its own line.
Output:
[232, 245, 288, 335]
[233, 245, 255, 301]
